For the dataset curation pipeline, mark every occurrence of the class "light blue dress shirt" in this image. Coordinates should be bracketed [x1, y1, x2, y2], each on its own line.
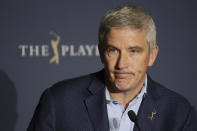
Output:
[105, 75, 147, 131]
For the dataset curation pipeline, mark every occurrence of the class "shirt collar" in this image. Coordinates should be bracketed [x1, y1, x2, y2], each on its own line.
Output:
[105, 74, 147, 102]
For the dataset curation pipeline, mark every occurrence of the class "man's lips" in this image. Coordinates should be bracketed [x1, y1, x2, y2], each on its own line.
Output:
[114, 72, 134, 79]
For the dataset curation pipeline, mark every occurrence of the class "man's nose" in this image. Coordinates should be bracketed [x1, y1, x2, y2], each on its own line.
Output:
[116, 52, 129, 69]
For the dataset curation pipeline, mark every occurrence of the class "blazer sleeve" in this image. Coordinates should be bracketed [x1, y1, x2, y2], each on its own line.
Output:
[27, 88, 56, 131]
[182, 106, 197, 131]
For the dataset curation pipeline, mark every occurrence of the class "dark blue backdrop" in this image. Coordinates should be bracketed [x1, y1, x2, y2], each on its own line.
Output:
[0, 0, 196, 131]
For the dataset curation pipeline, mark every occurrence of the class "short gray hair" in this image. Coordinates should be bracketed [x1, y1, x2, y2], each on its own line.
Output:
[98, 5, 156, 51]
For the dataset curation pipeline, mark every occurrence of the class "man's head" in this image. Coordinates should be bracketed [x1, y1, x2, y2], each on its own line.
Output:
[98, 5, 159, 93]
[99, 5, 156, 52]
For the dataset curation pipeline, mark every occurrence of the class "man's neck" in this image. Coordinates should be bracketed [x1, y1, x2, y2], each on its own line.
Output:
[106, 76, 147, 109]
[109, 85, 143, 109]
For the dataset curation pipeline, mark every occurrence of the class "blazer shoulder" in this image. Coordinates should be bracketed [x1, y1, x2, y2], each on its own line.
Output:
[150, 79, 193, 108]
[148, 78, 197, 130]
[48, 70, 104, 96]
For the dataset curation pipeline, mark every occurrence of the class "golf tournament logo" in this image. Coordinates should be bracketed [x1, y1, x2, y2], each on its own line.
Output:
[18, 32, 99, 64]
[49, 32, 60, 64]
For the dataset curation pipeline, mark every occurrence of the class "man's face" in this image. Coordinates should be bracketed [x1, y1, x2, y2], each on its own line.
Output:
[100, 28, 158, 92]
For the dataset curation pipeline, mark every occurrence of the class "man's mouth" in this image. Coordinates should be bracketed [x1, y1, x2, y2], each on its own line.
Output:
[114, 72, 134, 79]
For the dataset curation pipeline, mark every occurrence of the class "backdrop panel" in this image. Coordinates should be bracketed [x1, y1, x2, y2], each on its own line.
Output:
[0, 0, 196, 131]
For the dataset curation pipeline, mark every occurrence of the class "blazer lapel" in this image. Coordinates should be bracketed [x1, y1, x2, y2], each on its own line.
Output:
[134, 76, 160, 131]
[84, 71, 109, 131]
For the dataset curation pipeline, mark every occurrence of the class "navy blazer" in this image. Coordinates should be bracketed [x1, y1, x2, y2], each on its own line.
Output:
[27, 70, 197, 131]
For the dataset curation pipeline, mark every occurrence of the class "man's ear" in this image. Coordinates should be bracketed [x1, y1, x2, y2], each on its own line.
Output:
[148, 45, 159, 66]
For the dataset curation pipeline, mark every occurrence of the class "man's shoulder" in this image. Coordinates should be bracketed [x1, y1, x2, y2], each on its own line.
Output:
[49, 70, 104, 96]
[147, 77, 197, 129]
[149, 78, 193, 109]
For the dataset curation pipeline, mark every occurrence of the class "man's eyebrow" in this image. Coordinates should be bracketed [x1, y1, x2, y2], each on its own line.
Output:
[105, 44, 118, 49]
[104, 44, 144, 51]
[128, 46, 144, 50]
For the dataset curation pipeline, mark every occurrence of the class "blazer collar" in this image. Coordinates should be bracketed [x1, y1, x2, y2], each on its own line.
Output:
[134, 75, 160, 131]
[87, 69, 105, 94]
[85, 69, 109, 131]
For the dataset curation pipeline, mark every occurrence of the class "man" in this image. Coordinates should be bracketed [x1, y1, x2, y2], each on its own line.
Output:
[27, 5, 197, 131]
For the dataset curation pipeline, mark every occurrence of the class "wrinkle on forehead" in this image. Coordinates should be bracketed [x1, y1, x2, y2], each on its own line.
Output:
[106, 28, 148, 50]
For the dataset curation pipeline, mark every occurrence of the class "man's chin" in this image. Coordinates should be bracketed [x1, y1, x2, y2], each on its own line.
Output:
[110, 82, 135, 92]
[116, 86, 133, 92]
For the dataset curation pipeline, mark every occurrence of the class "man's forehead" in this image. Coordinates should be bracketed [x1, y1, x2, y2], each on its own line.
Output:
[106, 29, 147, 44]
[106, 28, 146, 40]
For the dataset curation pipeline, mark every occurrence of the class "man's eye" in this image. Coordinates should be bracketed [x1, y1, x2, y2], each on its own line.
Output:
[105, 47, 118, 57]
[131, 49, 137, 53]
[107, 47, 117, 53]
[130, 48, 141, 54]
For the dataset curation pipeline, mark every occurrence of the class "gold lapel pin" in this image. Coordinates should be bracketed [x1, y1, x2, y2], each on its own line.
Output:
[148, 109, 157, 120]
